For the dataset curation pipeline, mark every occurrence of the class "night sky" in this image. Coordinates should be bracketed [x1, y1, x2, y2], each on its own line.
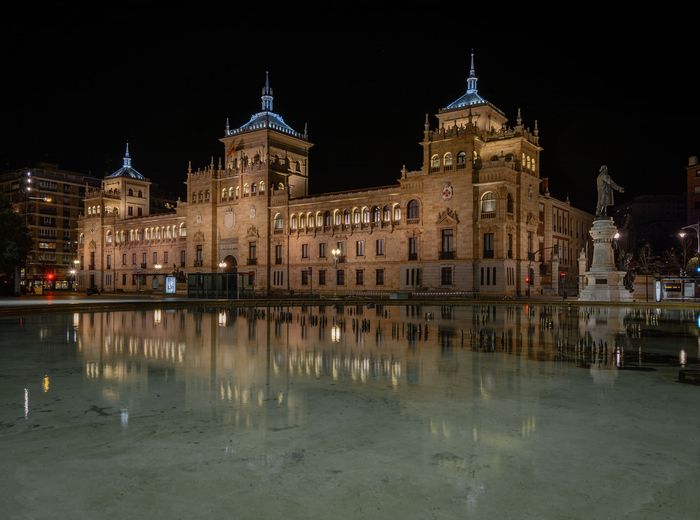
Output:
[2, 10, 698, 212]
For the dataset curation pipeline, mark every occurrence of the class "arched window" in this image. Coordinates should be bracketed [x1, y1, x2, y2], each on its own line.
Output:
[481, 191, 497, 213]
[278, 183, 284, 191]
[295, 161, 301, 172]
[407, 199, 420, 220]
[507, 193, 514, 213]
[457, 151, 467, 166]
[251, 183, 257, 194]
[179, 222, 187, 237]
[235, 186, 240, 198]
[352, 208, 360, 225]
[157, 227, 161, 240]
[531, 158, 536, 172]
[526, 156, 531, 170]
[430, 154, 440, 169]
[222, 188, 227, 200]
[205, 190, 210, 201]
[198, 191, 203, 202]
[443, 152, 453, 167]
[324, 211, 331, 228]
[243, 183, 249, 195]
[192, 192, 196, 203]
[128, 188, 133, 197]
[307, 213, 314, 229]
[290, 214, 298, 230]
[333, 210, 341, 226]
[299, 214, 306, 228]
[372, 206, 380, 224]
[362, 207, 370, 224]
[228, 187, 234, 199]
[129, 230, 134, 241]
[343, 209, 351, 226]
[393, 204, 401, 222]
[138, 190, 142, 198]
[79, 233, 84, 244]
[383, 205, 391, 222]
[259, 181, 265, 193]
[274, 213, 284, 230]
[106, 230, 112, 244]
[167, 226, 172, 239]
[96, 206, 100, 214]
[317, 212, 324, 228]
[145, 228, 150, 241]
[87, 207, 92, 215]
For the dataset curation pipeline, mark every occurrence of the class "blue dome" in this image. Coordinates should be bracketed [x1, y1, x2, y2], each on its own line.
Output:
[231, 111, 301, 137]
[445, 91, 487, 110]
[105, 143, 147, 180]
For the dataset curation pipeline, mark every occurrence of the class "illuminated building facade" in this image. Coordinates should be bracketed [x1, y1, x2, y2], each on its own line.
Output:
[78, 58, 592, 296]
[0, 163, 100, 289]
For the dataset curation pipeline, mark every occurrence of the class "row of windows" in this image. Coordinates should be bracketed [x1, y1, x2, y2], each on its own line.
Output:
[80, 223, 187, 246]
[430, 151, 472, 170]
[191, 182, 286, 204]
[276, 201, 420, 232]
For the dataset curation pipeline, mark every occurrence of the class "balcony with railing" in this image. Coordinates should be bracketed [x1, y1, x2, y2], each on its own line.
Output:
[247, 258, 257, 265]
[483, 250, 494, 259]
[438, 251, 455, 260]
[408, 252, 418, 261]
[193, 259, 203, 267]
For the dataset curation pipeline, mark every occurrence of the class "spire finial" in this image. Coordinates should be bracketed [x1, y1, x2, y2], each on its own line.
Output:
[516, 107, 522, 126]
[534, 119, 539, 136]
[261, 70, 274, 111]
[303, 122, 308, 138]
[123, 142, 131, 168]
[424, 113, 430, 130]
[187, 160, 192, 174]
[225, 117, 230, 134]
[467, 50, 478, 94]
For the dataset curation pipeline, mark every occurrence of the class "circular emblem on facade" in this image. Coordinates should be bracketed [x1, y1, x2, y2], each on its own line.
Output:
[250, 206, 256, 219]
[224, 210, 234, 229]
[196, 213, 202, 225]
[441, 183, 454, 201]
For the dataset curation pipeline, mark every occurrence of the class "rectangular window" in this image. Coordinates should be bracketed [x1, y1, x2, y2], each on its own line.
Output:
[356, 269, 364, 285]
[249, 241, 257, 260]
[106, 255, 111, 269]
[301, 244, 309, 259]
[180, 250, 186, 266]
[318, 269, 326, 286]
[153, 252, 158, 264]
[122, 254, 127, 266]
[356, 240, 365, 257]
[128, 206, 133, 216]
[492, 267, 496, 286]
[319, 242, 326, 258]
[486, 267, 491, 285]
[275, 244, 283, 264]
[195, 245, 203, 262]
[132, 253, 136, 265]
[507, 234, 513, 259]
[122, 273, 126, 286]
[440, 229, 454, 258]
[164, 251, 168, 264]
[483, 233, 494, 258]
[337, 241, 345, 256]
[480, 267, 484, 285]
[408, 237, 417, 260]
[376, 268, 384, 285]
[441, 266, 453, 285]
[336, 269, 345, 286]
[142, 252, 147, 265]
[301, 270, 309, 285]
[527, 232, 533, 255]
[375, 239, 385, 256]
[137, 207, 142, 216]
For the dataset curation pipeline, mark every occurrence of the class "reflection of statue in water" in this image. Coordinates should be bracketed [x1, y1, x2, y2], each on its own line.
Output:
[596, 165, 624, 217]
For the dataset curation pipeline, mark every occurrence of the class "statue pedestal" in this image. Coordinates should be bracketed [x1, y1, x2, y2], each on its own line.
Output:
[579, 218, 633, 302]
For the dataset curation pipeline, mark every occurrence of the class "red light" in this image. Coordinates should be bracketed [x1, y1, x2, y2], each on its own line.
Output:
[46, 273, 55, 280]
[560, 271, 567, 277]
[525, 277, 530, 284]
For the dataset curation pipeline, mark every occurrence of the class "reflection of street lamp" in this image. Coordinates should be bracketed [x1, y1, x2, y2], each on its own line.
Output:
[72, 259, 80, 290]
[69, 269, 76, 291]
[331, 248, 341, 297]
[218, 261, 227, 270]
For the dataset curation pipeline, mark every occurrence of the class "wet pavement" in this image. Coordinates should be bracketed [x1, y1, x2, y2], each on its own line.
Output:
[0, 304, 698, 519]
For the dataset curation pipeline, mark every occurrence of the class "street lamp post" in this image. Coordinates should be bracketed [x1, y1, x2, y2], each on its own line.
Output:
[72, 259, 80, 291]
[681, 221, 700, 255]
[154, 263, 162, 292]
[331, 248, 341, 298]
[678, 232, 688, 275]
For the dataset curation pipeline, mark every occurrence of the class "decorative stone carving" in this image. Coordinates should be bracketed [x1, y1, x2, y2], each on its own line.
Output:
[246, 225, 259, 238]
[436, 208, 459, 225]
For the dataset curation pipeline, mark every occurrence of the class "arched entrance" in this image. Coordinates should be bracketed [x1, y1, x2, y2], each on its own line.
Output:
[223, 255, 237, 274]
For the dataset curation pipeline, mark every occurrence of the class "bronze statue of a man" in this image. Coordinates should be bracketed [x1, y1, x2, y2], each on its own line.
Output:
[596, 165, 624, 217]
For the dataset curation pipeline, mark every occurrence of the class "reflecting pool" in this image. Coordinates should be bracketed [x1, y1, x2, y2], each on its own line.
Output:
[1, 304, 699, 519]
